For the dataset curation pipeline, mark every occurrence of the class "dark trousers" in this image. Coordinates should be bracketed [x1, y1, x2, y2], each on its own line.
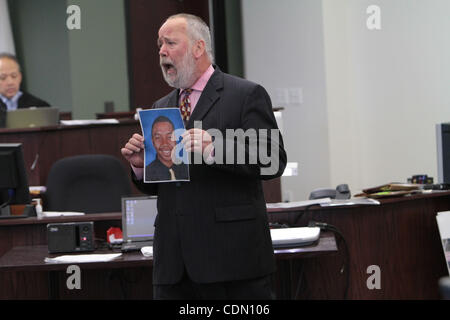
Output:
[153, 270, 274, 300]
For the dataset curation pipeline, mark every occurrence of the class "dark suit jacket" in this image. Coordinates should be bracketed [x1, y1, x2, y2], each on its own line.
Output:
[133, 67, 287, 285]
[0, 91, 50, 109]
[0, 92, 50, 127]
[145, 157, 189, 181]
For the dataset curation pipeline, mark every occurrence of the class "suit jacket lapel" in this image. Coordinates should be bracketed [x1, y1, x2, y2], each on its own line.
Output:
[168, 90, 180, 108]
[186, 67, 223, 129]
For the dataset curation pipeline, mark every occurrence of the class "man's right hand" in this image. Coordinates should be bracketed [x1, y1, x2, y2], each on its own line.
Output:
[121, 133, 145, 168]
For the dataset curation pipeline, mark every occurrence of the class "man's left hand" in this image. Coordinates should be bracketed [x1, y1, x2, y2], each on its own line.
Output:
[181, 128, 214, 156]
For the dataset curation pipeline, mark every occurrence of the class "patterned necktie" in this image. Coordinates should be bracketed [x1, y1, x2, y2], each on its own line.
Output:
[169, 168, 176, 181]
[180, 89, 193, 123]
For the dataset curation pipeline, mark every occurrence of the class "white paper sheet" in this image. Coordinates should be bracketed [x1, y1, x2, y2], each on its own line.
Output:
[60, 119, 119, 126]
[266, 198, 331, 209]
[42, 211, 85, 217]
[44, 253, 122, 264]
[320, 198, 380, 207]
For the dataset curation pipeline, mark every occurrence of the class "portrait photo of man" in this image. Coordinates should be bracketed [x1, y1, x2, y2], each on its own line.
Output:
[139, 108, 189, 183]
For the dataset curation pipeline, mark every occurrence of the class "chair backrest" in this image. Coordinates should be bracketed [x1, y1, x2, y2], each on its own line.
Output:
[45, 154, 132, 213]
[439, 276, 450, 300]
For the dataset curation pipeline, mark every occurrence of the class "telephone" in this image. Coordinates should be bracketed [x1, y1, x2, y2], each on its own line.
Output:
[309, 184, 351, 200]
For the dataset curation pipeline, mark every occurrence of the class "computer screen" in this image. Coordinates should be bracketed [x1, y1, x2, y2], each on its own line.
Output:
[0, 143, 31, 206]
[436, 123, 450, 183]
[121, 196, 157, 243]
[6, 107, 59, 129]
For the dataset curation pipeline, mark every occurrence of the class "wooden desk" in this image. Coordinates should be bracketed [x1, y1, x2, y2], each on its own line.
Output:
[0, 245, 152, 273]
[0, 213, 124, 299]
[0, 213, 122, 257]
[267, 191, 450, 299]
[0, 232, 336, 272]
[2, 190, 447, 299]
[0, 214, 336, 299]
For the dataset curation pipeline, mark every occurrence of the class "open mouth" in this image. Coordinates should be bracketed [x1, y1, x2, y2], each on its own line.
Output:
[159, 147, 172, 158]
[162, 63, 176, 75]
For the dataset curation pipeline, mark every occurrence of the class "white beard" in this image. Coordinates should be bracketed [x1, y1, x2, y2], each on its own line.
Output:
[161, 48, 198, 89]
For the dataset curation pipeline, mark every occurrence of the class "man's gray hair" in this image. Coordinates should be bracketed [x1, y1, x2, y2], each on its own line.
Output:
[0, 52, 21, 71]
[167, 13, 215, 64]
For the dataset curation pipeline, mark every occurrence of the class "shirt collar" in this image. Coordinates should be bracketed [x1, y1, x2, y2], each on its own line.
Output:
[0, 91, 23, 104]
[180, 65, 214, 95]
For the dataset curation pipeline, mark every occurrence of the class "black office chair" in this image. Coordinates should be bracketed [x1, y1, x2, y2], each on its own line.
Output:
[439, 276, 450, 300]
[45, 154, 132, 213]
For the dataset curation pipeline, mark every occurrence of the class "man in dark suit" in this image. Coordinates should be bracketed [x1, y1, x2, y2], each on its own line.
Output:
[0, 53, 50, 127]
[146, 115, 189, 182]
[121, 13, 287, 299]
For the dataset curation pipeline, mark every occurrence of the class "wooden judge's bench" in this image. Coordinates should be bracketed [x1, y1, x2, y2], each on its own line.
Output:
[0, 120, 139, 191]
[0, 119, 282, 202]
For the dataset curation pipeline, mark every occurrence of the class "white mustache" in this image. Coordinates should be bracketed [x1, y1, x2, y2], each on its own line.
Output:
[160, 59, 175, 67]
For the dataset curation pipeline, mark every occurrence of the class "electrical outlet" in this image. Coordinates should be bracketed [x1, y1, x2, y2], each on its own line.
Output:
[273, 88, 289, 107]
[288, 88, 303, 105]
[282, 162, 298, 177]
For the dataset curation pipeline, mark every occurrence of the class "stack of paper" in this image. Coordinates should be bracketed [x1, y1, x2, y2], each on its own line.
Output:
[44, 253, 122, 264]
[60, 119, 119, 126]
[355, 183, 421, 199]
[266, 198, 331, 209]
[320, 198, 380, 207]
[41, 211, 85, 217]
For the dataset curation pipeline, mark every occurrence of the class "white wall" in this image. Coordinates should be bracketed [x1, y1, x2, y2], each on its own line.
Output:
[242, 0, 331, 201]
[8, 0, 73, 110]
[9, 0, 129, 118]
[324, 0, 450, 193]
[242, 0, 450, 200]
[67, 0, 129, 119]
[0, 0, 16, 54]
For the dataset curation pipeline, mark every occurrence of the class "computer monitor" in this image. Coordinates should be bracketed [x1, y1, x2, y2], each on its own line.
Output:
[436, 123, 450, 183]
[121, 196, 157, 244]
[0, 143, 31, 207]
[6, 107, 59, 129]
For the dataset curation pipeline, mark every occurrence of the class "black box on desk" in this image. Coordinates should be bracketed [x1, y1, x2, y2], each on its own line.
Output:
[47, 222, 95, 253]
